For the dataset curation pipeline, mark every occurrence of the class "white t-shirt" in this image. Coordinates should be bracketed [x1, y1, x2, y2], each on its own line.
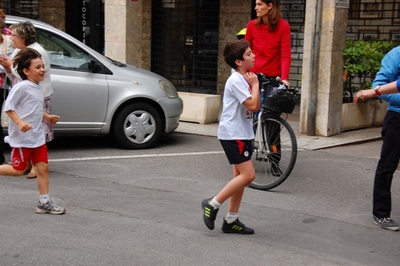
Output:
[4, 80, 45, 148]
[218, 71, 254, 140]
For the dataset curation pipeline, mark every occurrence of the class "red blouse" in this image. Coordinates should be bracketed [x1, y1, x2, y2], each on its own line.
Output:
[245, 18, 292, 81]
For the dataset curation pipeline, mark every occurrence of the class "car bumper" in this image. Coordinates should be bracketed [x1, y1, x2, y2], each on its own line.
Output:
[158, 96, 183, 133]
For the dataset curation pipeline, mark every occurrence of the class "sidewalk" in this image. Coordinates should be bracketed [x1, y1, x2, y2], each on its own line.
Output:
[176, 106, 382, 150]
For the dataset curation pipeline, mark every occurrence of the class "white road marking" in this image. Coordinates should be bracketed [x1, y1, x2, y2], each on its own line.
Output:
[49, 151, 225, 162]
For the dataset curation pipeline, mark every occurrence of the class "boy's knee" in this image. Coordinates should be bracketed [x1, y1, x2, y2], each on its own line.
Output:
[244, 173, 256, 184]
[11, 170, 26, 176]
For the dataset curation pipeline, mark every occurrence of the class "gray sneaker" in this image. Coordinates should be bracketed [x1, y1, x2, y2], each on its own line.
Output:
[36, 200, 66, 215]
[373, 216, 399, 231]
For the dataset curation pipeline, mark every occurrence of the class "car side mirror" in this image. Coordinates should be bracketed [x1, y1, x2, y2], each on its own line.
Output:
[88, 59, 98, 71]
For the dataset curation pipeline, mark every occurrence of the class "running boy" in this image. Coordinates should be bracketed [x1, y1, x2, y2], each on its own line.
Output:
[0, 48, 65, 215]
[201, 40, 259, 234]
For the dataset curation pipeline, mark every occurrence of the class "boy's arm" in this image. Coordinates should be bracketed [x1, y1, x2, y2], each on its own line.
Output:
[6, 110, 32, 132]
[43, 112, 60, 125]
[242, 72, 260, 112]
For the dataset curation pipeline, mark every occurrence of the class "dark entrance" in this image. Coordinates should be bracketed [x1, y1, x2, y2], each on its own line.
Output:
[152, 0, 220, 94]
[65, 0, 104, 54]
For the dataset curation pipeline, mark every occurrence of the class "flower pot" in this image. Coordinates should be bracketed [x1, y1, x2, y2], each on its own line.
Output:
[372, 100, 387, 127]
[341, 101, 375, 132]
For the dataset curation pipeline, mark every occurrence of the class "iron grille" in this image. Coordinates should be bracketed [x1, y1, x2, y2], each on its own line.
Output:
[0, 0, 39, 20]
[152, 0, 220, 94]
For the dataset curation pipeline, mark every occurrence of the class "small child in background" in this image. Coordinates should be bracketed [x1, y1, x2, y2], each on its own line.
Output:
[0, 47, 65, 215]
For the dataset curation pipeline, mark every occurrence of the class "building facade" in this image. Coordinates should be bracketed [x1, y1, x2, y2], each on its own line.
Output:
[2, 0, 399, 136]
[2, 0, 398, 95]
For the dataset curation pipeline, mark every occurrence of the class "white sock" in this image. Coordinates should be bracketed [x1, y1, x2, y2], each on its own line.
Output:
[226, 212, 239, 223]
[39, 194, 50, 204]
[210, 197, 221, 209]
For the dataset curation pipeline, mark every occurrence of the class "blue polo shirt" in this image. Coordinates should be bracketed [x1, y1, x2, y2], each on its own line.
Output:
[373, 46, 400, 113]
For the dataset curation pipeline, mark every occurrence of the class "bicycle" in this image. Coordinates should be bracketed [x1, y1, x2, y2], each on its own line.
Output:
[249, 73, 298, 190]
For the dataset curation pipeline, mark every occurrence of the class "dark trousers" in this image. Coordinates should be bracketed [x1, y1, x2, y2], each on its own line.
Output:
[266, 120, 281, 164]
[373, 110, 400, 218]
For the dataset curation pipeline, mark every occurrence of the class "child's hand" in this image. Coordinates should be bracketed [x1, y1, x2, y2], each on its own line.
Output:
[46, 114, 60, 125]
[18, 121, 32, 133]
[0, 55, 12, 71]
[244, 72, 258, 88]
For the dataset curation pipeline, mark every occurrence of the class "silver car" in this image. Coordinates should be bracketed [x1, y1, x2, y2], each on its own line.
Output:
[5, 15, 183, 149]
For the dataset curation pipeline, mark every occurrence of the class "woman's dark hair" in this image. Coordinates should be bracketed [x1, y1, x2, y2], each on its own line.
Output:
[10, 21, 37, 46]
[256, 0, 282, 32]
[223, 39, 250, 69]
[13, 47, 42, 80]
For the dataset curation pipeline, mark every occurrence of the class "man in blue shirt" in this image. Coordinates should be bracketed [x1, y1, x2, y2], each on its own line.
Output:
[355, 46, 400, 231]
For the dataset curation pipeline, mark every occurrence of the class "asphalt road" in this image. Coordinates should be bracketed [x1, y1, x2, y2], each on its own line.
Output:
[0, 133, 399, 266]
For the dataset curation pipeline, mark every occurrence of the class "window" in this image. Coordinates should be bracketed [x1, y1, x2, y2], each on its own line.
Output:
[36, 28, 91, 71]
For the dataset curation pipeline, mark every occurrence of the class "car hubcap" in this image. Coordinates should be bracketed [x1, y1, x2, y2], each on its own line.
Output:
[124, 111, 156, 144]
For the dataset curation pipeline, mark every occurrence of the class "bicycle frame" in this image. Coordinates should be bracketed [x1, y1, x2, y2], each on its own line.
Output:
[255, 89, 269, 156]
[249, 74, 298, 190]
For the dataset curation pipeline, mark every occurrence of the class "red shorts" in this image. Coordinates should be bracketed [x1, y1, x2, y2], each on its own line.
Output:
[11, 144, 48, 171]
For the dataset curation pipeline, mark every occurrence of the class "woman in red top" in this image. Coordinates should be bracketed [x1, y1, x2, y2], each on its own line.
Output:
[245, 0, 292, 176]
[245, 0, 291, 87]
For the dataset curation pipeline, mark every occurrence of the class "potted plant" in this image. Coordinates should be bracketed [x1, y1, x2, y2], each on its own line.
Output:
[343, 39, 396, 102]
[341, 39, 397, 131]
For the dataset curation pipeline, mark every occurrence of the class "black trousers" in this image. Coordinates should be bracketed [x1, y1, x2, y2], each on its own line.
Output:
[373, 110, 400, 218]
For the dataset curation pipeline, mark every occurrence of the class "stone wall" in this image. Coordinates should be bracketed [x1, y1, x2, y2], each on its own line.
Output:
[39, 0, 65, 31]
[105, 0, 151, 69]
[218, 0, 252, 95]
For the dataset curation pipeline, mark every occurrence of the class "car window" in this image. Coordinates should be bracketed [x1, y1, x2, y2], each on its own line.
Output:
[36, 28, 91, 71]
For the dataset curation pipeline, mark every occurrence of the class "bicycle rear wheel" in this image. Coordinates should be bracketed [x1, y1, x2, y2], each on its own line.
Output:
[249, 115, 297, 190]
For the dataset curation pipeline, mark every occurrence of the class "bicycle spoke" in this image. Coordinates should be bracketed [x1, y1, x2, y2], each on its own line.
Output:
[250, 115, 297, 190]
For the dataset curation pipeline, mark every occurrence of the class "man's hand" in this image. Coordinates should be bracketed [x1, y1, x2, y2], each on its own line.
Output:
[353, 90, 376, 103]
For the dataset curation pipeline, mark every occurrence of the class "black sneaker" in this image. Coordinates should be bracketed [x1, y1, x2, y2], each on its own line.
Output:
[201, 198, 219, 230]
[271, 164, 282, 177]
[373, 216, 399, 231]
[222, 218, 254, 234]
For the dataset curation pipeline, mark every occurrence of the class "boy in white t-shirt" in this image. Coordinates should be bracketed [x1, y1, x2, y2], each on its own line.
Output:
[0, 48, 65, 215]
[201, 40, 259, 234]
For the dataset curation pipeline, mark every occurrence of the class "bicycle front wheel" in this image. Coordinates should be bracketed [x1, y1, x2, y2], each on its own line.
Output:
[250, 115, 297, 190]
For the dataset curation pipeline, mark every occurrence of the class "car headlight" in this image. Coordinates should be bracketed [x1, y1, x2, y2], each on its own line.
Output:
[159, 79, 179, 98]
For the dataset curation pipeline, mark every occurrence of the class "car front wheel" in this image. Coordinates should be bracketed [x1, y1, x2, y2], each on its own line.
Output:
[112, 103, 162, 149]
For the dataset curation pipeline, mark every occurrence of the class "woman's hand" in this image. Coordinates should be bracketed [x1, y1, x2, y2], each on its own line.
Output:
[282, 79, 290, 88]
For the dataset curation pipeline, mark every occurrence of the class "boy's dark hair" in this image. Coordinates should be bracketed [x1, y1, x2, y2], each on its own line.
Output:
[13, 48, 42, 80]
[223, 39, 250, 69]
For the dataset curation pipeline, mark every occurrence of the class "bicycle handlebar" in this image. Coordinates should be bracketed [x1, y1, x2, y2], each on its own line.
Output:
[256, 73, 298, 95]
